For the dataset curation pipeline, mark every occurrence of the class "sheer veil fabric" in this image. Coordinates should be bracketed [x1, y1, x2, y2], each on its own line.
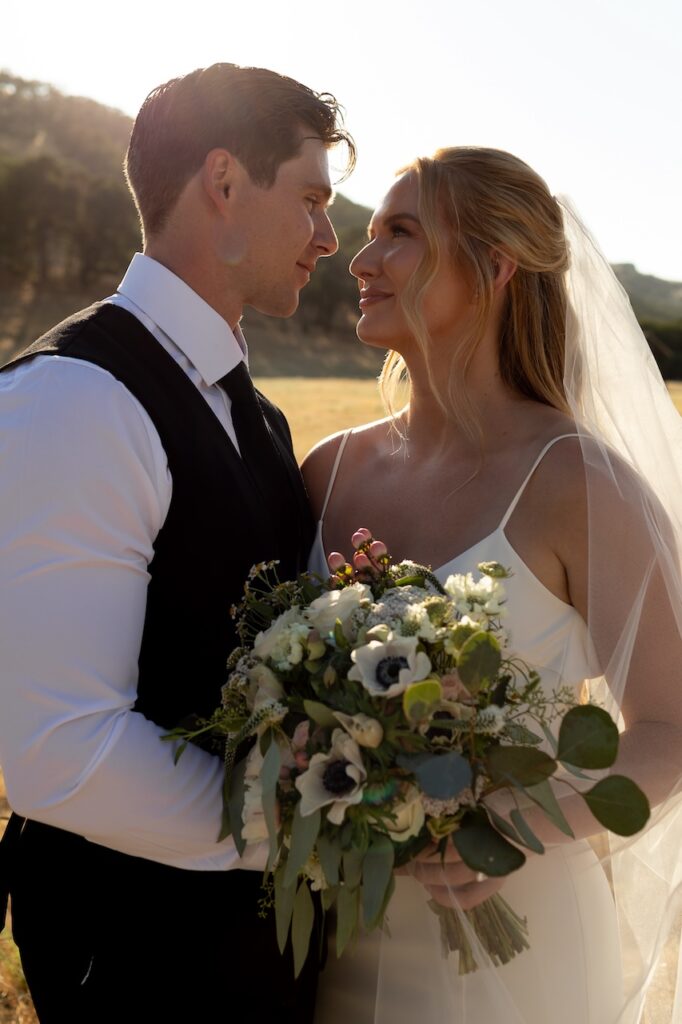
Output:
[362, 201, 682, 1023]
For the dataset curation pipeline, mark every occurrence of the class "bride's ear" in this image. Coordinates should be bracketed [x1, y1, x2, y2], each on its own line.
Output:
[491, 251, 517, 291]
[201, 149, 236, 215]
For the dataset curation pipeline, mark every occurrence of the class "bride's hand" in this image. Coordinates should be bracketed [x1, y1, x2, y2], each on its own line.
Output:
[396, 843, 508, 910]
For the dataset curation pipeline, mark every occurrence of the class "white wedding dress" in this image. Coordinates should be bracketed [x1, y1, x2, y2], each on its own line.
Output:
[308, 430, 624, 1024]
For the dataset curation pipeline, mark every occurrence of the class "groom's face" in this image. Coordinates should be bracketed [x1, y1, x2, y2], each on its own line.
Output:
[228, 135, 338, 317]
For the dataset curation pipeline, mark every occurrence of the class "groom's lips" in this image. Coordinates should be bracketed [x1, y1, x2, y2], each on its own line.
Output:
[296, 261, 314, 279]
[359, 288, 393, 309]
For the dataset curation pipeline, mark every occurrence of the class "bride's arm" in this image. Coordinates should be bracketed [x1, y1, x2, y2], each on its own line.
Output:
[413, 444, 682, 906]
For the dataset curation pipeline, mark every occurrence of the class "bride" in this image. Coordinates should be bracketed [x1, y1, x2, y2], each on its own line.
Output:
[303, 148, 682, 1023]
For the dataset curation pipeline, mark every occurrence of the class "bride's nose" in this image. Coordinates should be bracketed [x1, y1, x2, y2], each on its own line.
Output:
[349, 240, 379, 281]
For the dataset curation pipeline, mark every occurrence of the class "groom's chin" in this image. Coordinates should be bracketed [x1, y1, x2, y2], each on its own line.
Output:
[248, 292, 300, 319]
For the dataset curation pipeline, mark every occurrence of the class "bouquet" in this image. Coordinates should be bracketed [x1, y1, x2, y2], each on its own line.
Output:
[167, 529, 650, 977]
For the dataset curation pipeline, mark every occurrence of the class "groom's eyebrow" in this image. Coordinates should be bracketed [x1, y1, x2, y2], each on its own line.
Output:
[304, 182, 335, 206]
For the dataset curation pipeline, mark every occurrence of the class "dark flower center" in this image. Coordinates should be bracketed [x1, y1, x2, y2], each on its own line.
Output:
[323, 759, 355, 796]
[427, 711, 456, 741]
[375, 655, 409, 689]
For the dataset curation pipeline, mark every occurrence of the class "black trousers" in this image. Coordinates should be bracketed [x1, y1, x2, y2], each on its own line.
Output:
[3, 818, 322, 1024]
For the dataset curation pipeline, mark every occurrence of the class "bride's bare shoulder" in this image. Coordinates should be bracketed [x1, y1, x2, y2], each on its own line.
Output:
[301, 417, 397, 519]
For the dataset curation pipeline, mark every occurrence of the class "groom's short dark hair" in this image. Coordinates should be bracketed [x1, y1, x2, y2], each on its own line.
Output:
[125, 63, 355, 238]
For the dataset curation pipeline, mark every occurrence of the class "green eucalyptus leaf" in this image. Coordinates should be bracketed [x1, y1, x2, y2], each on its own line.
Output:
[503, 722, 542, 746]
[260, 738, 281, 869]
[509, 808, 545, 854]
[225, 756, 248, 854]
[321, 885, 339, 913]
[557, 705, 619, 769]
[403, 679, 443, 724]
[274, 868, 297, 954]
[452, 817, 526, 876]
[397, 751, 472, 800]
[583, 776, 650, 836]
[362, 834, 395, 930]
[457, 632, 501, 693]
[524, 779, 574, 838]
[539, 721, 559, 755]
[484, 804, 527, 847]
[285, 805, 321, 887]
[303, 700, 339, 728]
[292, 881, 315, 978]
[486, 745, 557, 787]
[336, 884, 359, 957]
[218, 766, 233, 843]
[343, 846, 365, 890]
[317, 834, 342, 887]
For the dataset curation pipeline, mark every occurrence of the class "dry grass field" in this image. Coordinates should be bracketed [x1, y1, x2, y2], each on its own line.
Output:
[2, 379, 681, 1023]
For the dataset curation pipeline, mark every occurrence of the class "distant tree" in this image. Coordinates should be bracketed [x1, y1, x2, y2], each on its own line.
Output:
[72, 177, 139, 285]
[0, 154, 78, 283]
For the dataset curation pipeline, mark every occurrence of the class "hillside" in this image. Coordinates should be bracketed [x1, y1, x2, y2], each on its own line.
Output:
[1, 69, 681, 376]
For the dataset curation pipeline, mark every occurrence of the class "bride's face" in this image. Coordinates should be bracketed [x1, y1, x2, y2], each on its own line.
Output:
[349, 172, 474, 353]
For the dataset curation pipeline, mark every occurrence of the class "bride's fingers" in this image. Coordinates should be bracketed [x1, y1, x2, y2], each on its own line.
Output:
[408, 858, 476, 888]
[426, 876, 505, 910]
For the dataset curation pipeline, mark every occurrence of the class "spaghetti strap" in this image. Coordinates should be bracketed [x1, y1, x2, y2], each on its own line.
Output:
[319, 429, 353, 521]
[499, 433, 580, 529]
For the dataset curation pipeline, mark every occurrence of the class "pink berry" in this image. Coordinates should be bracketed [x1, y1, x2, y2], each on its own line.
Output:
[354, 551, 371, 570]
[369, 540, 388, 559]
[351, 528, 372, 549]
[327, 551, 347, 572]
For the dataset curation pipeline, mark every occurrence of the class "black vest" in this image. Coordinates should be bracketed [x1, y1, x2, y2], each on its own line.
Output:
[0, 303, 319, 1019]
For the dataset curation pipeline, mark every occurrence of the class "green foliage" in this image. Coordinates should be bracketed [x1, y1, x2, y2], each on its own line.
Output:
[583, 775, 651, 835]
[453, 814, 527, 876]
[557, 705, 619, 769]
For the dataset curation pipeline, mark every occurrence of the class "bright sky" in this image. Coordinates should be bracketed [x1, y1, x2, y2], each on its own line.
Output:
[3, 0, 681, 280]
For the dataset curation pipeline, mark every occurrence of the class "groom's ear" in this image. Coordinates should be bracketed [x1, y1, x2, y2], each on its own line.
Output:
[201, 149, 237, 215]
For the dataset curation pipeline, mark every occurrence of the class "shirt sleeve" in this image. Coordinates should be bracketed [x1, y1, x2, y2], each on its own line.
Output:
[0, 356, 266, 870]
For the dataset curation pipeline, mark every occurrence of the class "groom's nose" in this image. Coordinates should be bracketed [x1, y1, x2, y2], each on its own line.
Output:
[314, 210, 338, 257]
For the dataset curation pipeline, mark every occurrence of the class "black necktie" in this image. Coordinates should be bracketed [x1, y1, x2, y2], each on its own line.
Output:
[218, 360, 290, 507]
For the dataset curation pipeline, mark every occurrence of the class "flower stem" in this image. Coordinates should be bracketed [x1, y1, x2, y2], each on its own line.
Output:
[427, 894, 530, 975]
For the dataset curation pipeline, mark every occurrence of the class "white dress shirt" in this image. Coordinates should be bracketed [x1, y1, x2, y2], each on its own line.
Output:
[0, 254, 266, 870]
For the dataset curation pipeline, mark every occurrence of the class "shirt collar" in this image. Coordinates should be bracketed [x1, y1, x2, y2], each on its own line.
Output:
[116, 253, 247, 385]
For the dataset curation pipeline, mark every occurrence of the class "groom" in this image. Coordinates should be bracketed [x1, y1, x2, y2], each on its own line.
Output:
[0, 64, 353, 1022]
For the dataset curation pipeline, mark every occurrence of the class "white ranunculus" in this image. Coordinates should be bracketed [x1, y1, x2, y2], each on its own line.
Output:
[246, 662, 285, 712]
[295, 728, 367, 824]
[303, 854, 328, 892]
[241, 745, 269, 844]
[386, 786, 425, 842]
[305, 582, 372, 637]
[253, 607, 311, 670]
[348, 635, 431, 698]
[334, 711, 384, 748]
[443, 572, 507, 619]
[401, 603, 440, 642]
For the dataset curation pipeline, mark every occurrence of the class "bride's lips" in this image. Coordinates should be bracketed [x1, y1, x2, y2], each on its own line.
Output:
[359, 288, 393, 309]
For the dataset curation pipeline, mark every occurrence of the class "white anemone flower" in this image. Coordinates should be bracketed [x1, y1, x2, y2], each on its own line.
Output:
[305, 582, 372, 637]
[348, 634, 431, 698]
[295, 728, 367, 825]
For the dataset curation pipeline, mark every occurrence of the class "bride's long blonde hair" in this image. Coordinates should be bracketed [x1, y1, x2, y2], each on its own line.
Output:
[380, 148, 572, 440]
